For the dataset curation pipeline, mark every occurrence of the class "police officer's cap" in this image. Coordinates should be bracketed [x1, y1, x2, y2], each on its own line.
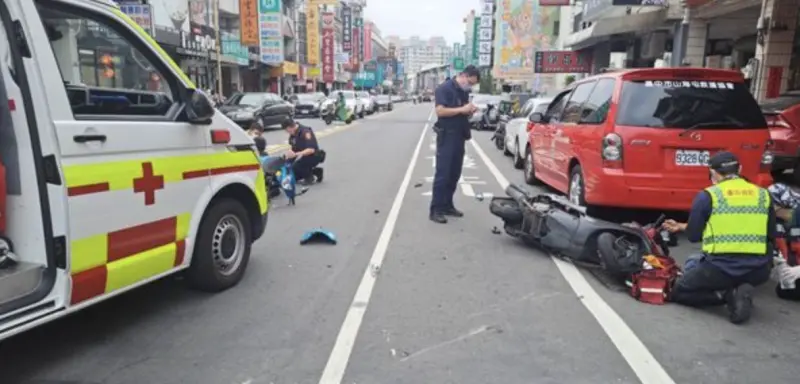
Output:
[281, 117, 297, 129]
[709, 151, 740, 174]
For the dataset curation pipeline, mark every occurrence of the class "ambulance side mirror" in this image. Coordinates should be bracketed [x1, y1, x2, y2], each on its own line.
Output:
[187, 89, 214, 125]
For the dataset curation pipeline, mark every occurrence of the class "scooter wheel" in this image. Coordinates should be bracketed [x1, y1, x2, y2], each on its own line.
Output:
[324, 118, 332, 125]
[596, 232, 633, 280]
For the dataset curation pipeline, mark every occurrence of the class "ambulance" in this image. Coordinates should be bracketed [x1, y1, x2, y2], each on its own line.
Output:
[0, 0, 269, 340]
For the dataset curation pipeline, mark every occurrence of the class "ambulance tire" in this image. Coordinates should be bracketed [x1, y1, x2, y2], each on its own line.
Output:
[187, 198, 252, 292]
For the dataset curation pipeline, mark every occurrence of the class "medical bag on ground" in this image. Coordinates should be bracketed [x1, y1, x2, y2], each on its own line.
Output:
[626, 255, 681, 305]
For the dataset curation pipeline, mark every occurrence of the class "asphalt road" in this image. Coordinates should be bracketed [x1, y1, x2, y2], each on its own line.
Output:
[1, 104, 800, 384]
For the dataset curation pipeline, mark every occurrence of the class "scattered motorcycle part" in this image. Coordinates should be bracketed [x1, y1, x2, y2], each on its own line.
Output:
[491, 226, 501, 235]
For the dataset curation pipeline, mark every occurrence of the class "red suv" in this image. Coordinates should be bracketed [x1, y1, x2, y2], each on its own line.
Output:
[524, 68, 773, 211]
[760, 91, 800, 175]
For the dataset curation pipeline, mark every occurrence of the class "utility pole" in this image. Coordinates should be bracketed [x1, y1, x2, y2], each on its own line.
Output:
[214, 0, 223, 94]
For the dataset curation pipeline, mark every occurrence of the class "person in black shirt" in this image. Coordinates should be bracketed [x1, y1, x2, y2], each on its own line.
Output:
[282, 118, 323, 184]
[429, 66, 480, 224]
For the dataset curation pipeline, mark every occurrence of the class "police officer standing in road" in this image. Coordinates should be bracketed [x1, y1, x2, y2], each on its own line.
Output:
[663, 152, 775, 324]
[429, 66, 480, 224]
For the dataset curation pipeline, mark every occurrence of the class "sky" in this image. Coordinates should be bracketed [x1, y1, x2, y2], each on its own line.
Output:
[364, 0, 472, 44]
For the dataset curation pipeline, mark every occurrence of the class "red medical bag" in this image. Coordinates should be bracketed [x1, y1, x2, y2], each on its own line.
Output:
[627, 256, 680, 305]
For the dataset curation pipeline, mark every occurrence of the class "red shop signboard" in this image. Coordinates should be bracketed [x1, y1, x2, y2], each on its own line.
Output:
[539, 0, 570, 5]
[534, 51, 592, 74]
[351, 27, 360, 68]
[321, 12, 335, 83]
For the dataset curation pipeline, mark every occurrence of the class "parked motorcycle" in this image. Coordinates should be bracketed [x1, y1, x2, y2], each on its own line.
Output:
[476, 104, 500, 131]
[320, 101, 354, 125]
[491, 112, 511, 151]
[489, 184, 677, 276]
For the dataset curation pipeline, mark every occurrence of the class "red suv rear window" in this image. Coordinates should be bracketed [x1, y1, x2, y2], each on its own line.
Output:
[616, 80, 767, 130]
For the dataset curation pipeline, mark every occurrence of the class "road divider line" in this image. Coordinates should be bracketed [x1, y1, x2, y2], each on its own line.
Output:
[468, 138, 676, 384]
[318, 108, 435, 384]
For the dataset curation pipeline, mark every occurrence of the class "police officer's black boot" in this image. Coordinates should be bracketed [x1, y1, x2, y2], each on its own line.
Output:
[429, 212, 447, 224]
[442, 207, 464, 217]
[725, 283, 754, 324]
[313, 167, 324, 183]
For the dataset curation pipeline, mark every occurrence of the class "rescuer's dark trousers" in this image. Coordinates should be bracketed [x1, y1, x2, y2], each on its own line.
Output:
[430, 127, 466, 214]
[670, 253, 770, 306]
[292, 156, 321, 182]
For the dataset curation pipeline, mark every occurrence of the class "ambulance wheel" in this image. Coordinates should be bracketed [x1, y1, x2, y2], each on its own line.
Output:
[324, 116, 333, 125]
[187, 198, 252, 292]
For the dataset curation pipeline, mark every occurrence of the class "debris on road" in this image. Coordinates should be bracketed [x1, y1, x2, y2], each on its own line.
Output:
[491, 226, 501, 234]
[300, 228, 338, 245]
[374, 209, 380, 214]
[475, 192, 484, 201]
[413, 182, 423, 188]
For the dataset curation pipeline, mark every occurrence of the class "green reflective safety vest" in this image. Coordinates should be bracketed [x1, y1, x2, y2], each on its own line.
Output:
[702, 177, 769, 255]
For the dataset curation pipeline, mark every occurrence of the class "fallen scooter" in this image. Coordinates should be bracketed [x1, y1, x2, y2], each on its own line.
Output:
[489, 184, 679, 301]
[261, 154, 309, 205]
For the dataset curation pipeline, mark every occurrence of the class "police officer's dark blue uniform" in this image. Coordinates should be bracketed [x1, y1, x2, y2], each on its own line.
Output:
[282, 118, 323, 183]
[429, 66, 480, 224]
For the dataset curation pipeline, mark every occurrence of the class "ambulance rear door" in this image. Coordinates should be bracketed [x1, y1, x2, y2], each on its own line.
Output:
[0, 0, 72, 338]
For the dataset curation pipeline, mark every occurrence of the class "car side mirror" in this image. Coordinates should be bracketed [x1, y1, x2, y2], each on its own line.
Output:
[186, 89, 214, 124]
[529, 112, 547, 124]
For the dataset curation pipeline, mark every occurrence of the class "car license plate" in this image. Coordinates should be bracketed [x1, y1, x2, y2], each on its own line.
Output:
[674, 149, 710, 166]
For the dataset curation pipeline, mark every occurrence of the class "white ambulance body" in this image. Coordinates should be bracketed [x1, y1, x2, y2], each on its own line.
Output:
[0, 0, 269, 340]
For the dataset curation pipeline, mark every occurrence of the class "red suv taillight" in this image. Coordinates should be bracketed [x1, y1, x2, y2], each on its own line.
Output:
[602, 133, 623, 168]
[766, 114, 793, 130]
[526, 121, 534, 132]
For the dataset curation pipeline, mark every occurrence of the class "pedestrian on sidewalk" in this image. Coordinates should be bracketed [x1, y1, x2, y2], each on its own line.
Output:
[429, 65, 480, 224]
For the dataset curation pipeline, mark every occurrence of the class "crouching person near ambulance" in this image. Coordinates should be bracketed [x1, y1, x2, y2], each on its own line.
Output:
[662, 152, 774, 324]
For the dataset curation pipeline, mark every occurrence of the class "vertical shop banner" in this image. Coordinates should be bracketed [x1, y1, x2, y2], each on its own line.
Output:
[321, 12, 335, 83]
[471, 18, 480, 64]
[342, 6, 352, 52]
[258, 0, 283, 64]
[240, 0, 259, 45]
[364, 23, 373, 60]
[306, 5, 320, 65]
[188, 0, 217, 52]
[494, 0, 558, 81]
[118, 3, 154, 36]
[150, 0, 190, 46]
[357, 17, 365, 63]
[222, 32, 251, 65]
[351, 24, 360, 68]
[478, 0, 494, 68]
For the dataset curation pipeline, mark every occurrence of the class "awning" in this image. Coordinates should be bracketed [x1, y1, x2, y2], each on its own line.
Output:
[691, 0, 761, 19]
[566, 7, 667, 50]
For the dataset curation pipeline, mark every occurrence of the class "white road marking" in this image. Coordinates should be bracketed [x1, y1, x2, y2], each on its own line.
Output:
[468, 138, 676, 384]
[318, 108, 435, 384]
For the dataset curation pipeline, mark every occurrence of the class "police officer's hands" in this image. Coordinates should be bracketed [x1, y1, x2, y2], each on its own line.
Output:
[285, 150, 297, 159]
[662, 219, 686, 233]
[461, 103, 478, 115]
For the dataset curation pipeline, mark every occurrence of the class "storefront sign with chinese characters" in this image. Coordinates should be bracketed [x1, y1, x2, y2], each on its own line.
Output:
[533, 51, 592, 73]
[342, 5, 352, 52]
[356, 17, 364, 62]
[351, 21, 360, 69]
[306, 5, 320, 65]
[119, 3, 153, 35]
[539, 0, 570, 5]
[239, 0, 259, 45]
[478, 0, 494, 67]
[321, 12, 335, 83]
[258, 0, 284, 64]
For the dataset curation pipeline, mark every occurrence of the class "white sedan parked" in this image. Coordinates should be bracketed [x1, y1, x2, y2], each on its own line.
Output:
[504, 98, 552, 169]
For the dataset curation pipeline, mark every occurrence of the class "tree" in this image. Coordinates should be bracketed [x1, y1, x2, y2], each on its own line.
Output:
[479, 71, 494, 94]
[564, 75, 576, 87]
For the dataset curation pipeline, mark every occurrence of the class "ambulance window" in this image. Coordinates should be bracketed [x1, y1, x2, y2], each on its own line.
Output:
[35, 2, 179, 119]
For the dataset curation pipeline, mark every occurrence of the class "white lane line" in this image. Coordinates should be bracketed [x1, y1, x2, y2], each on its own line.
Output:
[318, 108, 435, 384]
[468, 138, 676, 384]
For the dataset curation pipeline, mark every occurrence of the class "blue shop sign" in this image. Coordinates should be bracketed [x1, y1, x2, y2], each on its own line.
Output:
[221, 32, 250, 65]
